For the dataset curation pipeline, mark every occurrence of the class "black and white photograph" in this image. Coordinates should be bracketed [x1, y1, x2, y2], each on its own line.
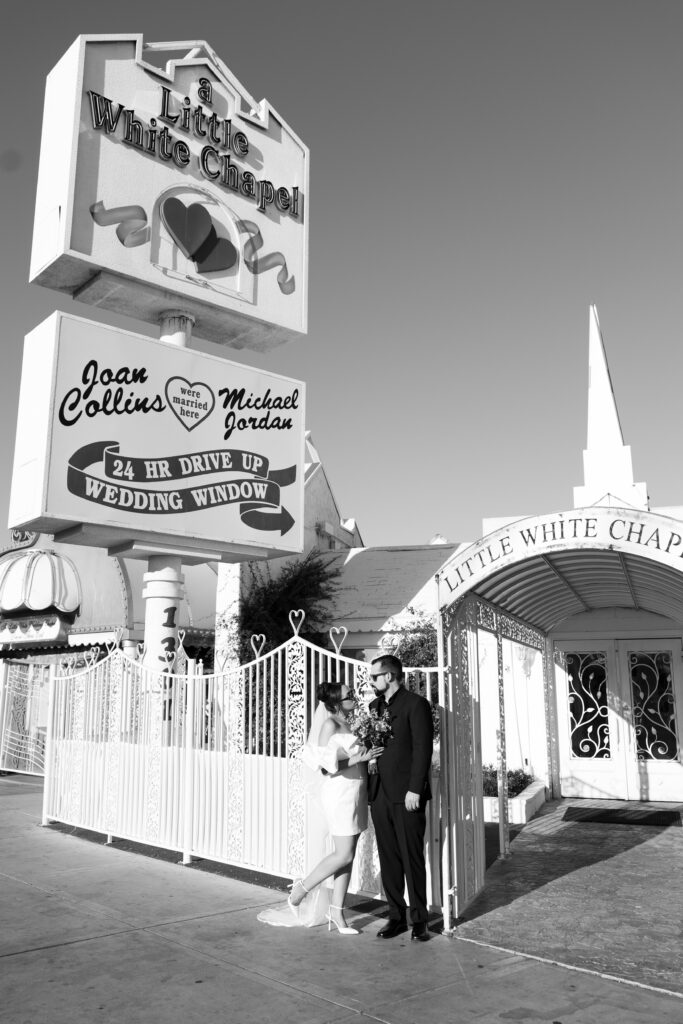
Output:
[1, 4, 682, 1022]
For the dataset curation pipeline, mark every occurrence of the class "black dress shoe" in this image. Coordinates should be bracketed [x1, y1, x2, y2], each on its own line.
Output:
[377, 919, 407, 938]
[411, 923, 430, 942]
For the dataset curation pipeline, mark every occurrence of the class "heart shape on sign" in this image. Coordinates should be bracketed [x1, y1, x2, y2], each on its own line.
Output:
[165, 377, 216, 432]
[161, 197, 238, 274]
[194, 232, 239, 275]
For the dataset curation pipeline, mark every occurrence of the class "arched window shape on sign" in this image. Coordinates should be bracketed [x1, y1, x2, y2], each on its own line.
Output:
[151, 184, 253, 305]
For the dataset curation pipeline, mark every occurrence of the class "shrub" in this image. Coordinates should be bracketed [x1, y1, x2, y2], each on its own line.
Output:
[236, 550, 342, 661]
[482, 764, 533, 798]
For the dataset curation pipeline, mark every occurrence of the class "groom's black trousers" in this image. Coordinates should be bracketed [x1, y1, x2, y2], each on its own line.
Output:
[371, 788, 428, 924]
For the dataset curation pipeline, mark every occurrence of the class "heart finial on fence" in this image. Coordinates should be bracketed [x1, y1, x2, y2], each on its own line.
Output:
[137, 642, 146, 661]
[329, 626, 348, 654]
[251, 634, 266, 658]
[289, 609, 305, 636]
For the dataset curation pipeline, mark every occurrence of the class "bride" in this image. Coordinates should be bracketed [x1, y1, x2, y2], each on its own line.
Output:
[258, 681, 383, 933]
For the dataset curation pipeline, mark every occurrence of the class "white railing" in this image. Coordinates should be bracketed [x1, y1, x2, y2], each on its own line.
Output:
[40, 627, 447, 912]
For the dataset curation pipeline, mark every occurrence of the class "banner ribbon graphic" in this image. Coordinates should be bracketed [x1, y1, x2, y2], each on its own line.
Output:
[67, 442, 296, 535]
[238, 219, 295, 295]
[90, 201, 295, 296]
[90, 201, 151, 248]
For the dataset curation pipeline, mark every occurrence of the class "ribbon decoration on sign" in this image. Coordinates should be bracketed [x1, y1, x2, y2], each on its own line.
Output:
[90, 201, 151, 247]
[238, 219, 295, 295]
[66, 441, 296, 535]
[90, 199, 295, 295]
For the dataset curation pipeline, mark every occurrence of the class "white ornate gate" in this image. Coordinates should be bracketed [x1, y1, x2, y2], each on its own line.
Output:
[38, 618, 447, 913]
[439, 592, 549, 919]
[0, 661, 51, 774]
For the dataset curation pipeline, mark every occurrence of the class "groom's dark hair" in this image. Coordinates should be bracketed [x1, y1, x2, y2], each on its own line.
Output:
[316, 680, 344, 713]
[371, 654, 403, 679]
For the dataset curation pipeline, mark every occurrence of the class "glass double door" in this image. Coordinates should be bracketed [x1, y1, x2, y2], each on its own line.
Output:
[555, 639, 683, 801]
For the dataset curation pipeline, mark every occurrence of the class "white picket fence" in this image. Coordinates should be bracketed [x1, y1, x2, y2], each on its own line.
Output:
[39, 632, 446, 911]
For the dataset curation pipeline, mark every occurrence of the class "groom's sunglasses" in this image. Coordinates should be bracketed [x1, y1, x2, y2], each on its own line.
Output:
[369, 671, 388, 681]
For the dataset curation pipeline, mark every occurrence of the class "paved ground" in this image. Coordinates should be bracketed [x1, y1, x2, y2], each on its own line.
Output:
[2, 775, 682, 1024]
[458, 798, 683, 995]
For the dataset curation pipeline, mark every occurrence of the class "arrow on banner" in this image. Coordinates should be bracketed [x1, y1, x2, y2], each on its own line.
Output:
[241, 503, 295, 536]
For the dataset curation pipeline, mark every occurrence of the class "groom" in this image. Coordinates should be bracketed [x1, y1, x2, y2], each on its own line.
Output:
[368, 653, 434, 941]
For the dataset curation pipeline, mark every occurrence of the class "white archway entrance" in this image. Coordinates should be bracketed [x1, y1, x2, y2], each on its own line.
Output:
[438, 505, 683, 915]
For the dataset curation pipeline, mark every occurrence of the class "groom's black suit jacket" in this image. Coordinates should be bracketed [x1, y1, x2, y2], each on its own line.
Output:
[368, 685, 433, 804]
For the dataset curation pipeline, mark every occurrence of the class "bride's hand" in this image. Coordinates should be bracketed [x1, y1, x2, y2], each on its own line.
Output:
[359, 746, 384, 762]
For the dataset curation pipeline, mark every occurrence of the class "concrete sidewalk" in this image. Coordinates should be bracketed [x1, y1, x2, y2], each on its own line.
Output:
[459, 798, 683, 996]
[2, 774, 681, 1024]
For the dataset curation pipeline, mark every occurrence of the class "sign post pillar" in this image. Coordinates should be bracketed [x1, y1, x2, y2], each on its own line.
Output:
[140, 311, 195, 673]
[142, 554, 184, 675]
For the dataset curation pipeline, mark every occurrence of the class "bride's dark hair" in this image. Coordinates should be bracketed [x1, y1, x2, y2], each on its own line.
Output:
[316, 681, 344, 713]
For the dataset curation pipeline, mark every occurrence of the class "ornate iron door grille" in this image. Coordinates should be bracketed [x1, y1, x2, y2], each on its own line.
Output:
[628, 651, 679, 761]
[566, 652, 611, 759]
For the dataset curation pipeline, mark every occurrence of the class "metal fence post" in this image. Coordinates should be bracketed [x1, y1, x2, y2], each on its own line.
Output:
[41, 664, 57, 827]
[182, 660, 196, 865]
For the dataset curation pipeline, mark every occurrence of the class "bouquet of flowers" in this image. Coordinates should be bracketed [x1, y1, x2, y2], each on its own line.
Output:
[347, 701, 393, 751]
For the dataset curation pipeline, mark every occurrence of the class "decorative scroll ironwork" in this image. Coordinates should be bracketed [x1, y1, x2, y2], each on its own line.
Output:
[629, 651, 679, 761]
[354, 814, 383, 894]
[463, 601, 479, 888]
[144, 676, 163, 843]
[544, 641, 560, 796]
[105, 653, 122, 832]
[1, 530, 39, 557]
[566, 652, 610, 759]
[477, 601, 497, 633]
[475, 599, 546, 652]
[68, 675, 86, 823]
[0, 663, 50, 774]
[286, 639, 307, 878]
[225, 664, 245, 861]
[495, 618, 510, 857]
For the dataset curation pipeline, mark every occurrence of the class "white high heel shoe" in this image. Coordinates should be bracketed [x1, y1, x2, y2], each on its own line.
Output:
[326, 904, 359, 935]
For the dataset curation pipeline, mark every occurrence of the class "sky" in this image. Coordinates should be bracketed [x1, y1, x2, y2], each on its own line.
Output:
[3, 1, 683, 549]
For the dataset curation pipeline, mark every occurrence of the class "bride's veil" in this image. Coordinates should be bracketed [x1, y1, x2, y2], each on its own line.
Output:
[257, 700, 333, 928]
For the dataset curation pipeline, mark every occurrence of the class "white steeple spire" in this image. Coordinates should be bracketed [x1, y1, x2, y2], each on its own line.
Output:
[573, 305, 648, 509]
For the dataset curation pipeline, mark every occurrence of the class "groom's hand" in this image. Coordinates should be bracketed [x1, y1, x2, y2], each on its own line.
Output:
[405, 791, 420, 811]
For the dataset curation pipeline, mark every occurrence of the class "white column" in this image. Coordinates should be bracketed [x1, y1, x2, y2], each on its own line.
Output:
[142, 555, 185, 674]
[158, 309, 195, 347]
[121, 638, 138, 659]
[140, 311, 194, 671]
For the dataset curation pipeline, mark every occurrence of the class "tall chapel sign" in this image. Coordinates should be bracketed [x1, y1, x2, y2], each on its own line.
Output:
[10, 37, 308, 564]
[30, 35, 309, 350]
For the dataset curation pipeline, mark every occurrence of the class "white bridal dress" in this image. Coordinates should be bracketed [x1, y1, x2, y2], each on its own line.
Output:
[257, 703, 368, 928]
